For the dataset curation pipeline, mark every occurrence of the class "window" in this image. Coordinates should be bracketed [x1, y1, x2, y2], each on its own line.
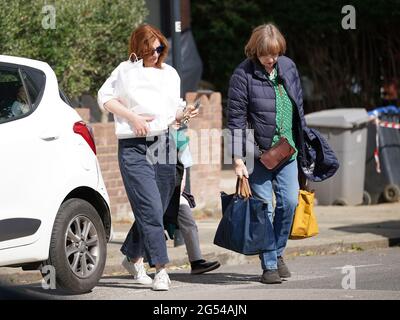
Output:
[0, 64, 46, 124]
[21, 67, 46, 108]
[0, 67, 30, 124]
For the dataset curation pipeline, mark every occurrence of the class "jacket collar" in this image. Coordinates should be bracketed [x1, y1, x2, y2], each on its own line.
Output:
[251, 56, 289, 82]
[251, 59, 268, 80]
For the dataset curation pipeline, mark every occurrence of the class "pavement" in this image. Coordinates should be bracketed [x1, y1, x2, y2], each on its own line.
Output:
[105, 201, 400, 273]
[1, 200, 399, 285]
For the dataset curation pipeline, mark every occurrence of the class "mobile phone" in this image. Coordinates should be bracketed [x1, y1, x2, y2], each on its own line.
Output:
[193, 99, 201, 109]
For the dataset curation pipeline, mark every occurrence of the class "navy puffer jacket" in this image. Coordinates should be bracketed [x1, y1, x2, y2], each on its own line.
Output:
[227, 56, 306, 158]
[227, 56, 340, 182]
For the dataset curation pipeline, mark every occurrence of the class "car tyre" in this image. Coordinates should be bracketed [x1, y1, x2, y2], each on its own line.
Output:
[42, 198, 107, 294]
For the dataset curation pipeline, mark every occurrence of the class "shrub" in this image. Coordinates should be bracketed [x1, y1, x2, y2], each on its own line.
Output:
[0, 0, 148, 100]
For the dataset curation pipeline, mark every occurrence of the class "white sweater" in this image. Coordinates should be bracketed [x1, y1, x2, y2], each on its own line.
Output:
[97, 59, 186, 139]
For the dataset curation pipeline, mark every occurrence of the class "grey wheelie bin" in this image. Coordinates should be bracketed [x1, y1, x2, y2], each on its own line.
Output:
[364, 106, 400, 204]
[305, 108, 370, 205]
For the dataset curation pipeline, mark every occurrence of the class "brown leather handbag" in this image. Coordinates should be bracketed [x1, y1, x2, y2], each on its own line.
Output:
[259, 136, 295, 170]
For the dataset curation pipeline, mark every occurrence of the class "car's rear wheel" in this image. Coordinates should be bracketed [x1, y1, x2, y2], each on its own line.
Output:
[43, 198, 107, 294]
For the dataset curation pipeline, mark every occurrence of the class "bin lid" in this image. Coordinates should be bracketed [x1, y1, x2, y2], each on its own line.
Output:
[305, 108, 370, 129]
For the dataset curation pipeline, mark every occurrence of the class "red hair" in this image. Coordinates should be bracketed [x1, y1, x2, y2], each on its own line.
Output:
[129, 24, 169, 68]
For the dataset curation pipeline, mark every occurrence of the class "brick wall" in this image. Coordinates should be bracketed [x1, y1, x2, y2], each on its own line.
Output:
[185, 92, 222, 214]
[75, 108, 90, 122]
[87, 92, 223, 222]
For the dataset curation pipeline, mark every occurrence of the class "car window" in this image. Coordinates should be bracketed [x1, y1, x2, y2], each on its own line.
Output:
[20, 67, 46, 108]
[0, 67, 31, 124]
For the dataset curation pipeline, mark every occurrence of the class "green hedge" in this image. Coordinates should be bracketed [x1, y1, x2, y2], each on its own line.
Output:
[0, 0, 147, 99]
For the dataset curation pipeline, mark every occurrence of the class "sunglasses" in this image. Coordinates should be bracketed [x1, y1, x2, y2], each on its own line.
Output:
[150, 45, 164, 55]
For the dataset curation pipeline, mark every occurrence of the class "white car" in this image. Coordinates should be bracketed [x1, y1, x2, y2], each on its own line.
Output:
[0, 55, 111, 294]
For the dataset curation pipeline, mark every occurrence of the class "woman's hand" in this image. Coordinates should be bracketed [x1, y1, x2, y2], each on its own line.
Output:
[234, 158, 249, 179]
[176, 104, 200, 124]
[128, 113, 154, 137]
[104, 99, 154, 136]
[184, 104, 200, 120]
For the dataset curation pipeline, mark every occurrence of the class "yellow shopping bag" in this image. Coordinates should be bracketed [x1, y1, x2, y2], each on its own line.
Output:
[289, 189, 319, 239]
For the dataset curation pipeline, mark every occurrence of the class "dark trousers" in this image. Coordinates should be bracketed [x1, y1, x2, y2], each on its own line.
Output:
[164, 160, 184, 228]
[119, 134, 176, 266]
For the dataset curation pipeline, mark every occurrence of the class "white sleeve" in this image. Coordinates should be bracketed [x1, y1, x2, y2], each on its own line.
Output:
[97, 65, 121, 112]
[178, 97, 186, 111]
[178, 145, 193, 168]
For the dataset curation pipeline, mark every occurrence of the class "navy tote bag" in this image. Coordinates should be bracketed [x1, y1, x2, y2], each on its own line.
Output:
[214, 177, 275, 255]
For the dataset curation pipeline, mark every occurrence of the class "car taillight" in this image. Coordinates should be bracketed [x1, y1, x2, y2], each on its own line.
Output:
[73, 121, 97, 155]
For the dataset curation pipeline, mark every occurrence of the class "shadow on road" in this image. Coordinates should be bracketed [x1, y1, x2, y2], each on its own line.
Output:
[332, 220, 400, 246]
[96, 272, 261, 289]
[109, 240, 124, 245]
[168, 272, 260, 285]
[0, 282, 53, 299]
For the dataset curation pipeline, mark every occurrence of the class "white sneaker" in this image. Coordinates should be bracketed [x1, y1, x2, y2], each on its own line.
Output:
[122, 257, 153, 285]
[152, 269, 171, 291]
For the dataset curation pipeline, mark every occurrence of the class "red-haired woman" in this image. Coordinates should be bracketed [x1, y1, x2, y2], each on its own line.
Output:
[98, 24, 198, 291]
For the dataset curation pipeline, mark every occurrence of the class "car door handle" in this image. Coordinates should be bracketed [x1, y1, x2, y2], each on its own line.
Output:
[39, 130, 59, 141]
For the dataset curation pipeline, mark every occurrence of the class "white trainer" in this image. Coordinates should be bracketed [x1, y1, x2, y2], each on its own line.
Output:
[152, 268, 171, 291]
[122, 257, 153, 285]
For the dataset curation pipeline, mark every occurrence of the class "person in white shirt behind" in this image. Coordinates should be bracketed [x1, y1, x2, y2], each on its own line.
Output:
[97, 24, 198, 291]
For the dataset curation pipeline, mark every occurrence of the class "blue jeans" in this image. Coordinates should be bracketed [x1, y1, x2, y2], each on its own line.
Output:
[119, 135, 176, 266]
[249, 159, 299, 270]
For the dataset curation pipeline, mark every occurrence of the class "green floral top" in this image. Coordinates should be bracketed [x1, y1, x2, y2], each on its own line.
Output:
[268, 68, 297, 160]
[170, 127, 189, 151]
